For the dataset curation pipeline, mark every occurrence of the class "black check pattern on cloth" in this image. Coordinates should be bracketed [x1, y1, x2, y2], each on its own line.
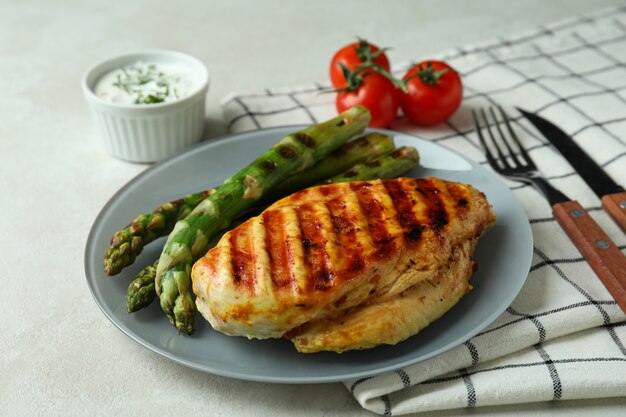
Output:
[221, 6, 626, 415]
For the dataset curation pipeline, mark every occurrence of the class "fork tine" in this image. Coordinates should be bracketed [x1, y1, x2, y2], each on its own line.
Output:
[472, 109, 500, 169]
[497, 106, 537, 170]
[475, 106, 570, 207]
[489, 107, 525, 168]
[480, 108, 513, 170]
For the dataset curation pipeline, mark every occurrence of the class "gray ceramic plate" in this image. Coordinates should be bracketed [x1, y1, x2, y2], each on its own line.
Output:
[85, 126, 533, 384]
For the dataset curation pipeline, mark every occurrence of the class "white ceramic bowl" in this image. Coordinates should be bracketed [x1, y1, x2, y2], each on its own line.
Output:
[82, 50, 209, 163]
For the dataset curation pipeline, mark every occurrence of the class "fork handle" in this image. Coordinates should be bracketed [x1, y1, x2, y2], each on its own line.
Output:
[553, 200, 626, 314]
[601, 191, 626, 234]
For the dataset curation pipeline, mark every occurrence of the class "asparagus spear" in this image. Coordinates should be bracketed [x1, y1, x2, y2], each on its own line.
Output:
[275, 132, 394, 195]
[104, 189, 215, 276]
[126, 260, 158, 312]
[127, 144, 419, 314]
[156, 106, 371, 333]
[105, 133, 393, 276]
[324, 146, 419, 184]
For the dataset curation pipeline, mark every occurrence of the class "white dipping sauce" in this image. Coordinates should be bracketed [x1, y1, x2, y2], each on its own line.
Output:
[94, 61, 199, 105]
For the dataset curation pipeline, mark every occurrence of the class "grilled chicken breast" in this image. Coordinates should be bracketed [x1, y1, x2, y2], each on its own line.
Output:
[192, 177, 496, 353]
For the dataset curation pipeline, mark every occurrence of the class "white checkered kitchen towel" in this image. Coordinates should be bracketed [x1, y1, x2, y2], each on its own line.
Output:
[221, 7, 626, 415]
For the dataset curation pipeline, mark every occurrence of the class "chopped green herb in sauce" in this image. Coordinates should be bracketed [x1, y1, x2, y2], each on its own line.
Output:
[95, 61, 197, 105]
[111, 64, 179, 104]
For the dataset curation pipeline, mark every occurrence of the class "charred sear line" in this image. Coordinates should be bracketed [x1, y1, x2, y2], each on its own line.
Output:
[319, 186, 332, 196]
[382, 179, 424, 244]
[349, 181, 396, 259]
[296, 203, 333, 292]
[415, 179, 450, 232]
[365, 160, 382, 168]
[230, 233, 242, 282]
[313, 270, 335, 291]
[326, 197, 367, 278]
[331, 213, 353, 233]
[430, 207, 448, 230]
[343, 169, 358, 178]
[348, 257, 366, 272]
[423, 179, 450, 231]
[229, 228, 255, 291]
[232, 266, 243, 282]
[261, 212, 274, 281]
[404, 225, 425, 242]
[370, 236, 393, 247]
[278, 145, 297, 159]
[447, 183, 470, 213]
[301, 238, 316, 250]
[295, 133, 317, 148]
[290, 189, 310, 203]
[262, 210, 291, 288]
[260, 159, 277, 172]
[352, 181, 372, 190]
[391, 148, 404, 158]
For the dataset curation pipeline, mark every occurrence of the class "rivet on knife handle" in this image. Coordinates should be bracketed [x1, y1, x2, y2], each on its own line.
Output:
[552, 200, 626, 314]
[601, 191, 626, 233]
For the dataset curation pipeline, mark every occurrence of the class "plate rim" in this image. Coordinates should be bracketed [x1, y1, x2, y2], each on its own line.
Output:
[85, 125, 533, 384]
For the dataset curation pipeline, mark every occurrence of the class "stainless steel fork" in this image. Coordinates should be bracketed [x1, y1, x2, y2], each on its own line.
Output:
[473, 106, 626, 313]
[474, 107, 569, 206]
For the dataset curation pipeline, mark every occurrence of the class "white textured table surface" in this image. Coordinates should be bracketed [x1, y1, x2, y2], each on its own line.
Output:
[2, 1, 625, 416]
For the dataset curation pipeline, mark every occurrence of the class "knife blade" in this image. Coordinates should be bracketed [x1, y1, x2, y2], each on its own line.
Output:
[518, 108, 626, 233]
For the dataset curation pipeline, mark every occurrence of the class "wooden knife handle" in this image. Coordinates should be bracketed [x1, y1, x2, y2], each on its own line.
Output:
[601, 191, 626, 234]
[553, 200, 626, 314]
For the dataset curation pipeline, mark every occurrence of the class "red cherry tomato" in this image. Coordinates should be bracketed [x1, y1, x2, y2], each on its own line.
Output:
[329, 40, 391, 89]
[398, 61, 463, 126]
[336, 72, 399, 128]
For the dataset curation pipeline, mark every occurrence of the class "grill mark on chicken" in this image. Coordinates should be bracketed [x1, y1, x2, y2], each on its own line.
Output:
[318, 186, 333, 197]
[289, 188, 310, 204]
[326, 196, 367, 278]
[295, 203, 335, 291]
[349, 181, 398, 260]
[446, 182, 471, 217]
[382, 179, 425, 243]
[413, 178, 450, 233]
[339, 187, 383, 264]
[263, 210, 292, 288]
[229, 224, 256, 292]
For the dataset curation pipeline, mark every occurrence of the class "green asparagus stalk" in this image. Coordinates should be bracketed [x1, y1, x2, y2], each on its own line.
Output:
[324, 146, 419, 184]
[156, 106, 371, 333]
[126, 144, 419, 314]
[126, 260, 158, 312]
[275, 132, 394, 194]
[104, 189, 215, 276]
